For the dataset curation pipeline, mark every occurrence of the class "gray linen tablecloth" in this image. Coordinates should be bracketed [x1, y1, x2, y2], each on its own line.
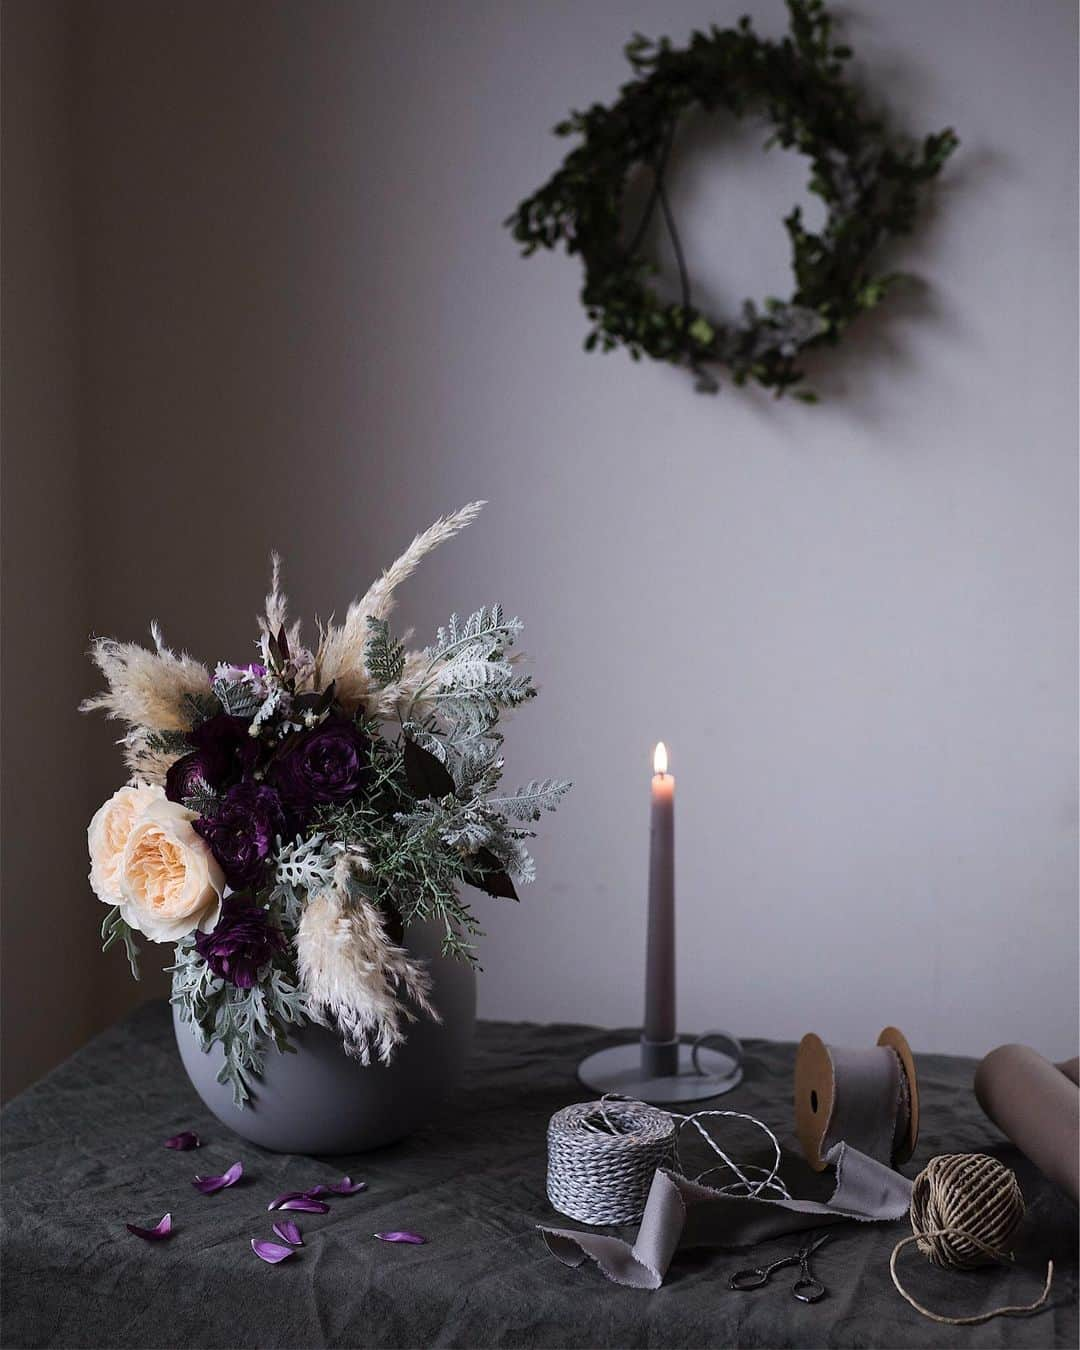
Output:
[1, 1002, 1076, 1349]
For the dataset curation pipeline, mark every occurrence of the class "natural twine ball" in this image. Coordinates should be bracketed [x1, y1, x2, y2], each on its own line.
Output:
[909, 1153, 1025, 1269]
[546, 1100, 676, 1226]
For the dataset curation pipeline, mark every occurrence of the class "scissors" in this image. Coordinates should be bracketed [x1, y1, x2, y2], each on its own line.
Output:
[728, 1232, 830, 1303]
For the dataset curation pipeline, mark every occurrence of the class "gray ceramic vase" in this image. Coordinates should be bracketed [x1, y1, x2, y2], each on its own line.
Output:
[173, 920, 476, 1154]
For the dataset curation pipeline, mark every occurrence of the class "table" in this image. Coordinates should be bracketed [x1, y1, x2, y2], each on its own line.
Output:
[1, 1003, 1076, 1348]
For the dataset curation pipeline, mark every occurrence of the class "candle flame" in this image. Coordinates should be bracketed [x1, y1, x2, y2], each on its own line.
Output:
[653, 742, 668, 776]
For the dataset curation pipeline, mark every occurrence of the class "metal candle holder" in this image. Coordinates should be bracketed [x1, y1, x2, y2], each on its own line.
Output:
[577, 1031, 744, 1104]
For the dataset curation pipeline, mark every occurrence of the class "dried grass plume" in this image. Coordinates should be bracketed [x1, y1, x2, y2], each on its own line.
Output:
[295, 855, 439, 1065]
[81, 623, 211, 732]
[318, 501, 484, 710]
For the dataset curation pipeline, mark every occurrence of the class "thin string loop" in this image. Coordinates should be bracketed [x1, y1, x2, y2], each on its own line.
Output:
[890, 1231, 1053, 1326]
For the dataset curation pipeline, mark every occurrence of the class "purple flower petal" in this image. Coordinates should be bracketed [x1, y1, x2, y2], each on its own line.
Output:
[272, 1220, 303, 1246]
[331, 1176, 366, 1194]
[304, 1184, 330, 1197]
[164, 1131, 200, 1151]
[276, 1197, 330, 1213]
[251, 1239, 295, 1264]
[267, 1190, 309, 1210]
[126, 1213, 173, 1241]
[192, 1159, 243, 1194]
[374, 1230, 426, 1244]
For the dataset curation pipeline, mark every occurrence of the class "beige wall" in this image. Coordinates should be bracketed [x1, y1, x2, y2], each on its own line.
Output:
[3, 0, 1077, 1099]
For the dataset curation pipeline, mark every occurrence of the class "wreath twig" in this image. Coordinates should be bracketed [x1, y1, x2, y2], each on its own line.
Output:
[506, 0, 958, 399]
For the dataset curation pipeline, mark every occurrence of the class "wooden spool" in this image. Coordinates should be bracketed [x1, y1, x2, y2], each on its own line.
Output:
[794, 1026, 920, 1172]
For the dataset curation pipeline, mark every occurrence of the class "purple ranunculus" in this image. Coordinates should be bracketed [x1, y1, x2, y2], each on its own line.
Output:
[165, 714, 261, 806]
[189, 713, 261, 775]
[269, 717, 371, 819]
[193, 781, 286, 889]
[194, 897, 287, 989]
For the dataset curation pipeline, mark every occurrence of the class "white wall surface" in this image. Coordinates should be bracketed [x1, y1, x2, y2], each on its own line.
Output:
[5, 0, 1076, 1096]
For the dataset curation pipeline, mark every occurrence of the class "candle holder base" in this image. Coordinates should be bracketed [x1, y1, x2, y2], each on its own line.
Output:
[577, 1034, 743, 1105]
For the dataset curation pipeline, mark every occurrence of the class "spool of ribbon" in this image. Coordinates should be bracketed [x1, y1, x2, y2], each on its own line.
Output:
[794, 1026, 919, 1171]
[540, 1026, 920, 1290]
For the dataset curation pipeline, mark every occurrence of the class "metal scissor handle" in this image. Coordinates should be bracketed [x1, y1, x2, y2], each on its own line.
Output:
[792, 1272, 826, 1304]
[728, 1254, 797, 1291]
[729, 1234, 830, 1300]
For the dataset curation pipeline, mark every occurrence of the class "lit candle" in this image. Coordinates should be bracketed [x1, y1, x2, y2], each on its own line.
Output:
[644, 741, 676, 1047]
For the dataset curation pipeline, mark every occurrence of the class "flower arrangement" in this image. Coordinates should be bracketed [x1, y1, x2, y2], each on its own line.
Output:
[83, 503, 570, 1103]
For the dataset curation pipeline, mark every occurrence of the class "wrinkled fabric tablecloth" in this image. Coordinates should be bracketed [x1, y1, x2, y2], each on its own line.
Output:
[1, 1002, 1076, 1348]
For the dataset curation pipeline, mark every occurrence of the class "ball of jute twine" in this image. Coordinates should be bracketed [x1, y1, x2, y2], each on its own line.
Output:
[890, 1153, 1054, 1326]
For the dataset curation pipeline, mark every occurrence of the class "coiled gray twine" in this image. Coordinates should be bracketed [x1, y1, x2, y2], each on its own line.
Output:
[547, 1096, 790, 1226]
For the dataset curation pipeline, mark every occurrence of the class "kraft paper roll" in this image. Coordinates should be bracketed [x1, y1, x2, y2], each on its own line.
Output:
[974, 1043, 1079, 1203]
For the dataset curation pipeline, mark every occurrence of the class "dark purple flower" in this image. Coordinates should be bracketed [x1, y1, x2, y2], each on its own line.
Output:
[194, 899, 286, 989]
[194, 781, 285, 889]
[165, 749, 227, 805]
[269, 717, 371, 819]
[165, 714, 261, 806]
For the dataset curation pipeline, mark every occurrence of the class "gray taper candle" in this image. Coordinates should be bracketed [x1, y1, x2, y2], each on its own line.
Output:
[643, 742, 677, 1074]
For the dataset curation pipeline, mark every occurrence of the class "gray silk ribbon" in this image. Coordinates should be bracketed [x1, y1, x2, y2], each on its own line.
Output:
[540, 1047, 914, 1290]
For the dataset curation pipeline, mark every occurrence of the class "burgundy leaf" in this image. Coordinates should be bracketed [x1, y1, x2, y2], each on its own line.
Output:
[276, 1196, 330, 1213]
[126, 1213, 173, 1241]
[403, 737, 455, 800]
[164, 1131, 201, 1151]
[374, 1230, 426, 1244]
[272, 1220, 303, 1246]
[331, 1176, 366, 1194]
[192, 1160, 243, 1194]
[251, 1239, 295, 1264]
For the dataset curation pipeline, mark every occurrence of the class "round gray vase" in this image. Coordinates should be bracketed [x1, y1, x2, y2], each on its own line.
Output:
[173, 921, 476, 1154]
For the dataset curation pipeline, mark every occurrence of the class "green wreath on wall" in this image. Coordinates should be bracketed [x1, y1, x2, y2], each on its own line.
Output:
[506, 0, 957, 399]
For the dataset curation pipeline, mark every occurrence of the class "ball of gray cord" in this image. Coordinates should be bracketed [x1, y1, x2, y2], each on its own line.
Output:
[547, 1100, 676, 1226]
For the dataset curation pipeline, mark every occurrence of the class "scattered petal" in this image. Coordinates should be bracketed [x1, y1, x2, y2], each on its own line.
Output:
[272, 1220, 303, 1246]
[251, 1239, 295, 1264]
[267, 1191, 309, 1210]
[164, 1131, 201, 1151]
[276, 1197, 330, 1213]
[331, 1176, 366, 1194]
[126, 1213, 173, 1241]
[374, 1230, 426, 1244]
[192, 1160, 243, 1194]
[304, 1184, 330, 1197]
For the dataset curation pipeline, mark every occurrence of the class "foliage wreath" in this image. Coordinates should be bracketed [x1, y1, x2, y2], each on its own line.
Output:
[506, 0, 957, 399]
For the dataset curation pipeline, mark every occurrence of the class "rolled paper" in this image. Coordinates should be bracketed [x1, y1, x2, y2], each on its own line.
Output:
[974, 1043, 1079, 1203]
[541, 1143, 913, 1290]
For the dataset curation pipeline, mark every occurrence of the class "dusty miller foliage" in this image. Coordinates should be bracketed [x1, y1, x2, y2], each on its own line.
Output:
[170, 939, 311, 1106]
[506, 0, 958, 397]
[314, 608, 571, 961]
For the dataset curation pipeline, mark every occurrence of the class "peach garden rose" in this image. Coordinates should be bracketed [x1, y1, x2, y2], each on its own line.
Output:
[88, 782, 166, 908]
[118, 797, 225, 943]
